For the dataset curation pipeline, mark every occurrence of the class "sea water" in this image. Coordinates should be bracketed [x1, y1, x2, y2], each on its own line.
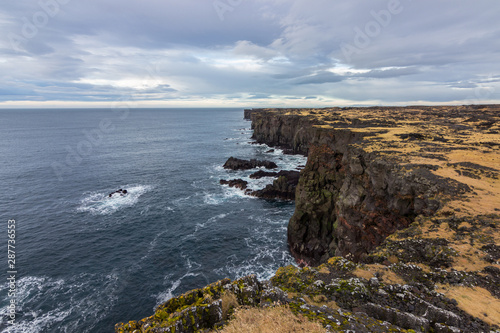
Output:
[0, 108, 305, 332]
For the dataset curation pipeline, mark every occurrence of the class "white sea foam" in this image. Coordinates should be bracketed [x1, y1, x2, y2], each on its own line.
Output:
[193, 213, 227, 232]
[211, 212, 296, 281]
[155, 272, 200, 307]
[180, 253, 202, 271]
[77, 185, 153, 215]
[183, 212, 231, 240]
[214, 247, 295, 281]
[202, 186, 251, 205]
[0, 274, 121, 333]
[141, 230, 169, 261]
[172, 194, 193, 207]
[208, 213, 228, 222]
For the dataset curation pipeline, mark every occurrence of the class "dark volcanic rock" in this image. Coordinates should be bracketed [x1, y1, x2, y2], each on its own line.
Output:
[247, 107, 482, 266]
[250, 169, 300, 180]
[220, 179, 248, 190]
[222, 170, 300, 200]
[223, 157, 277, 170]
[286, 143, 468, 265]
[251, 170, 300, 200]
[481, 243, 500, 263]
[249, 170, 278, 179]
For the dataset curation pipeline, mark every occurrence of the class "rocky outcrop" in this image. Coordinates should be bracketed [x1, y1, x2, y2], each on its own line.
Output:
[251, 170, 300, 200]
[288, 143, 470, 265]
[115, 276, 263, 333]
[246, 107, 496, 266]
[223, 157, 277, 170]
[249, 170, 279, 178]
[219, 179, 249, 190]
[270, 257, 497, 332]
[117, 256, 499, 332]
[249, 110, 320, 155]
[220, 170, 300, 200]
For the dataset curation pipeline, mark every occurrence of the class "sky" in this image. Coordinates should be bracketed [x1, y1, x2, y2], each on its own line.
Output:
[0, 0, 499, 108]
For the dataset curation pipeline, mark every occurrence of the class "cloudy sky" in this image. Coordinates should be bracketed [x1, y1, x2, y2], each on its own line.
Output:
[1, 0, 499, 108]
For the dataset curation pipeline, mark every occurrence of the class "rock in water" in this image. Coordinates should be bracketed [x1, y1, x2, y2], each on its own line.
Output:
[219, 179, 248, 190]
[108, 189, 127, 197]
[249, 170, 278, 179]
[223, 157, 277, 170]
[251, 170, 300, 200]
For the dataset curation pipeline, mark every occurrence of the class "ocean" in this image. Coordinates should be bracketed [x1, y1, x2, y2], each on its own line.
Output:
[0, 108, 306, 332]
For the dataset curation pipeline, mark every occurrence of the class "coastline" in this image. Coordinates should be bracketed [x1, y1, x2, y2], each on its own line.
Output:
[116, 106, 500, 332]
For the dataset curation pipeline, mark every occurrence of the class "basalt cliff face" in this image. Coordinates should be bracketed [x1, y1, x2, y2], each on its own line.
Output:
[247, 107, 489, 266]
[117, 106, 500, 333]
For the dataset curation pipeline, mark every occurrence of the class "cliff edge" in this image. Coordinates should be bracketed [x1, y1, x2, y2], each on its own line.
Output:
[248, 106, 499, 267]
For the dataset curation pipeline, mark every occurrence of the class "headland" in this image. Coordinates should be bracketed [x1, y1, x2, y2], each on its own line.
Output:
[116, 105, 499, 333]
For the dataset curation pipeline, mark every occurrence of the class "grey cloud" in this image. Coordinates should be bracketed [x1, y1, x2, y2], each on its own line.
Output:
[0, 0, 499, 106]
[293, 71, 344, 85]
[448, 82, 478, 89]
[249, 94, 272, 99]
[359, 67, 420, 79]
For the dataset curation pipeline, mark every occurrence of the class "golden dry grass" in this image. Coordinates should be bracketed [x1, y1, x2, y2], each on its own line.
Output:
[221, 291, 239, 320]
[352, 268, 375, 280]
[413, 216, 499, 272]
[433, 165, 500, 216]
[302, 295, 339, 310]
[353, 264, 406, 285]
[217, 306, 326, 333]
[437, 286, 500, 327]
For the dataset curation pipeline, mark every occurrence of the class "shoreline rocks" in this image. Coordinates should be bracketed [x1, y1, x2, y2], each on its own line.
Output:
[251, 170, 300, 200]
[221, 156, 300, 200]
[219, 179, 249, 190]
[223, 157, 277, 170]
[220, 170, 300, 200]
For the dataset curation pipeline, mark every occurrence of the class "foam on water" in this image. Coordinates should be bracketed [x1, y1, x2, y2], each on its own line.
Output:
[202, 186, 251, 205]
[0, 273, 121, 333]
[77, 185, 153, 215]
[214, 247, 294, 281]
[183, 212, 232, 240]
[212, 212, 296, 281]
[155, 272, 202, 307]
[195, 213, 228, 231]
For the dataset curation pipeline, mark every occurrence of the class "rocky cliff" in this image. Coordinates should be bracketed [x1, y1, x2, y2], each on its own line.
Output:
[116, 106, 500, 333]
[247, 107, 491, 266]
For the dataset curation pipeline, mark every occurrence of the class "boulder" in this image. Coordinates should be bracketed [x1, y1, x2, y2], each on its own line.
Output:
[251, 170, 300, 200]
[223, 157, 277, 170]
[220, 179, 248, 190]
[250, 170, 278, 179]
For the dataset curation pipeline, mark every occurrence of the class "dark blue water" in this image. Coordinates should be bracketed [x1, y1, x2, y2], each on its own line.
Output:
[0, 108, 305, 332]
